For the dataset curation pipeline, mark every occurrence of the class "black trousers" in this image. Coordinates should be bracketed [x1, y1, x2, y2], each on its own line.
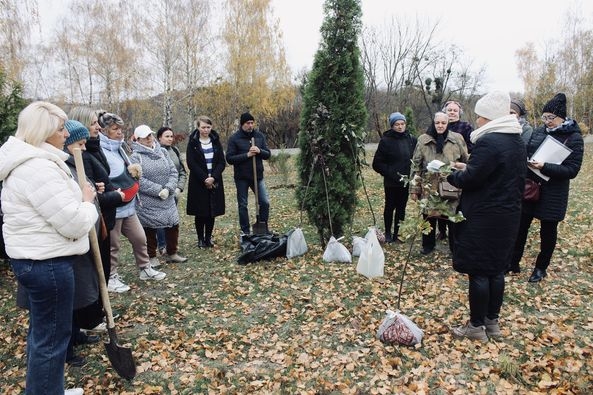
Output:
[510, 210, 559, 272]
[195, 216, 215, 242]
[422, 216, 455, 252]
[383, 186, 409, 238]
[468, 273, 505, 326]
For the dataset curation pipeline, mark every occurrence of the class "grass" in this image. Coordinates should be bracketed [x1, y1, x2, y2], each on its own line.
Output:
[1, 145, 592, 394]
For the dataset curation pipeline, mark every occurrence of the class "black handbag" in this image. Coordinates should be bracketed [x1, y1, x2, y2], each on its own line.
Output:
[110, 170, 139, 202]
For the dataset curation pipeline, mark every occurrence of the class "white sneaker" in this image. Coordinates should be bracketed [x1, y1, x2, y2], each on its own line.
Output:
[164, 253, 188, 263]
[81, 322, 106, 334]
[108, 274, 130, 293]
[139, 265, 166, 281]
[158, 247, 167, 255]
[149, 256, 161, 268]
[65, 388, 84, 395]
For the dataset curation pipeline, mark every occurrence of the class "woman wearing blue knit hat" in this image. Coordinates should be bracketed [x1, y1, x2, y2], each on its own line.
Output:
[372, 112, 417, 243]
[61, 119, 104, 367]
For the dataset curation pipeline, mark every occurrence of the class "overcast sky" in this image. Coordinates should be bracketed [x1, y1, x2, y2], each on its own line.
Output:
[36, 0, 593, 94]
[271, 0, 593, 93]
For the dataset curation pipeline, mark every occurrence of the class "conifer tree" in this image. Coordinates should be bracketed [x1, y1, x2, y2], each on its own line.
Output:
[297, 0, 368, 244]
[0, 70, 26, 143]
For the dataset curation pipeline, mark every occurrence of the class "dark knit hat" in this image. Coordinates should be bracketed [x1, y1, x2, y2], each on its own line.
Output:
[542, 93, 567, 119]
[65, 120, 90, 146]
[240, 112, 255, 125]
[510, 98, 526, 116]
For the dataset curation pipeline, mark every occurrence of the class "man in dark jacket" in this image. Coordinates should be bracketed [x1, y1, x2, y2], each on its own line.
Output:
[372, 112, 417, 243]
[447, 91, 526, 341]
[226, 112, 271, 235]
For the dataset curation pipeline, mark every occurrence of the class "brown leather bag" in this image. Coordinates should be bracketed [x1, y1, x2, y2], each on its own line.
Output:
[438, 180, 461, 200]
[523, 178, 541, 202]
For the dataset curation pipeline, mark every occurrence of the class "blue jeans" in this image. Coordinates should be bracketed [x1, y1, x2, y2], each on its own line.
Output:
[156, 228, 166, 250]
[235, 178, 270, 233]
[156, 197, 177, 250]
[11, 256, 75, 395]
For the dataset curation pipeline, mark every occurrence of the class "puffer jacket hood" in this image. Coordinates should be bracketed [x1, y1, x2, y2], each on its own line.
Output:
[0, 137, 70, 181]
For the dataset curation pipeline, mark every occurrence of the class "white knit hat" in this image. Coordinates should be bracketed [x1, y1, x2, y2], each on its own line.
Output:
[474, 91, 510, 121]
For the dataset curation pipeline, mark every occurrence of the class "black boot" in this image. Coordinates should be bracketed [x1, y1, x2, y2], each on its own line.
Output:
[528, 267, 547, 283]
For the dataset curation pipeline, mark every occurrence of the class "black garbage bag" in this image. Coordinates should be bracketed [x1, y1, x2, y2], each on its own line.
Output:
[237, 233, 288, 265]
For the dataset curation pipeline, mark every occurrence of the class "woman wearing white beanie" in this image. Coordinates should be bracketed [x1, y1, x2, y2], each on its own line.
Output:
[447, 91, 527, 341]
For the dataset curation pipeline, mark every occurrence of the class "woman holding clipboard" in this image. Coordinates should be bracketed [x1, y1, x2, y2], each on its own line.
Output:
[508, 93, 584, 282]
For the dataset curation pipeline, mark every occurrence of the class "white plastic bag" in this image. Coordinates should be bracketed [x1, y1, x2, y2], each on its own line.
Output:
[322, 236, 352, 263]
[377, 309, 424, 346]
[352, 236, 366, 257]
[286, 227, 308, 259]
[356, 229, 384, 278]
[365, 226, 385, 244]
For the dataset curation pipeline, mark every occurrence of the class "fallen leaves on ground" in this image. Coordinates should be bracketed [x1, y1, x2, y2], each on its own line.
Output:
[1, 147, 592, 394]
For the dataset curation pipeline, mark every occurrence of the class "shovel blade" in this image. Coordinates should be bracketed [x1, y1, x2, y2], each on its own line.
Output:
[105, 342, 136, 380]
[104, 328, 136, 380]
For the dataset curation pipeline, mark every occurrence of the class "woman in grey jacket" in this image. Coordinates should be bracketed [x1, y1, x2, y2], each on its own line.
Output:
[131, 125, 187, 264]
[155, 126, 187, 253]
[99, 113, 166, 293]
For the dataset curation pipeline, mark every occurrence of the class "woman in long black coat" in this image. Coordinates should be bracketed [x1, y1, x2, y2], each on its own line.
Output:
[447, 91, 526, 342]
[508, 93, 584, 282]
[186, 116, 226, 248]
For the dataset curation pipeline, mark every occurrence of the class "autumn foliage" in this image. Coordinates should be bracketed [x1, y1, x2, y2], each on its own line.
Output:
[0, 145, 592, 393]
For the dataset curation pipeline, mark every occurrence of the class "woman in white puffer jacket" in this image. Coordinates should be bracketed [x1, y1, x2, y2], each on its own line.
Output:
[0, 101, 97, 395]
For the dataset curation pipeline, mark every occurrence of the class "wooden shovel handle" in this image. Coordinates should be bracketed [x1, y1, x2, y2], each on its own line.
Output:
[251, 137, 259, 215]
[72, 148, 116, 329]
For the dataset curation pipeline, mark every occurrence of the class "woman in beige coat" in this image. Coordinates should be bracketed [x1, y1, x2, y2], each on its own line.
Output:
[410, 111, 469, 254]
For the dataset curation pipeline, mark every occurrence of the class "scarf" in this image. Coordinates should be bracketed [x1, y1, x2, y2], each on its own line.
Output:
[426, 124, 448, 153]
[470, 115, 522, 143]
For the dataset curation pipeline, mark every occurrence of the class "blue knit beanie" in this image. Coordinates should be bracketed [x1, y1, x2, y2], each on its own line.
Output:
[389, 112, 406, 126]
[65, 120, 90, 146]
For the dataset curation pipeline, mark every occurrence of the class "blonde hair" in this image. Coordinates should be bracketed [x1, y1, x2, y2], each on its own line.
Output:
[68, 106, 98, 130]
[15, 101, 67, 147]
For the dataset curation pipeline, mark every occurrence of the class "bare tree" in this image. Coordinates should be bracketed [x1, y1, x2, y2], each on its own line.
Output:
[360, 16, 482, 136]
[0, 0, 37, 81]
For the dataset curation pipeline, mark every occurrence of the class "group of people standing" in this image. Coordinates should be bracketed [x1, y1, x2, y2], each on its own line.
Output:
[373, 92, 583, 341]
[0, 101, 271, 393]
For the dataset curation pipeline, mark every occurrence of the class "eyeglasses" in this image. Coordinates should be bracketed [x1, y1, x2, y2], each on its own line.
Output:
[541, 115, 557, 122]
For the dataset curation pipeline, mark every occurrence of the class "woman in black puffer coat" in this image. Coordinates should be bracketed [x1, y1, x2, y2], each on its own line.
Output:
[447, 91, 526, 341]
[508, 93, 584, 282]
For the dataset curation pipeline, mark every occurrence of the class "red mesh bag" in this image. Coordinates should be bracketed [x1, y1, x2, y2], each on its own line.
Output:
[377, 310, 423, 346]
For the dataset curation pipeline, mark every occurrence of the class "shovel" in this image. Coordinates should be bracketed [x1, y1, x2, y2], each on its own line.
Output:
[73, 148, 137, 381]
[251, 137, 269, 235]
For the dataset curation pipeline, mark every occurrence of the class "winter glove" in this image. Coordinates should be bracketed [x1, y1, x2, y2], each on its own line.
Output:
[128, 163, 142, 179]
[175, 188, 181, 197]
[158, 188, 170, 200]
